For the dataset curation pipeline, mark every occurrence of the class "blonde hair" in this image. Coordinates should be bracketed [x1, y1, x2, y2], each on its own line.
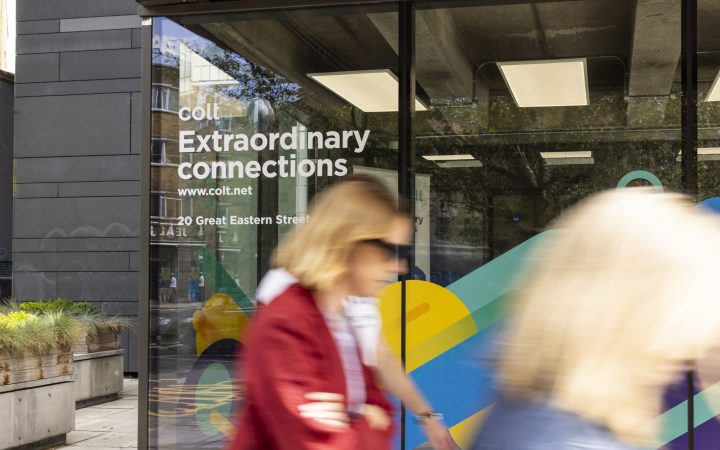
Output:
[273, 174, 406, 292]
[498, 189, 720, 446]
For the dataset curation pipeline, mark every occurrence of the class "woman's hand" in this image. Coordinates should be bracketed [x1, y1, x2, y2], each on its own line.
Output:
[298, 392, 350, 429]
[359, 403, 392, 430]
[421, 418, 458, 450]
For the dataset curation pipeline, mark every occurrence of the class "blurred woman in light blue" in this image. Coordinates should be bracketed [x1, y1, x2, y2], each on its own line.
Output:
[472, 189, 720, 450]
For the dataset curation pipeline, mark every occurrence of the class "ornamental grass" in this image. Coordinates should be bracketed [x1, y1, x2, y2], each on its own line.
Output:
[0, 310, 84, 356]
[18, 298, 130, 337]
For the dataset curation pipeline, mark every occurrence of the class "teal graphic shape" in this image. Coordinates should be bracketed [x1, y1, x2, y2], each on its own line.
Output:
[446, 232, 553, 327]
[195, 363, 233, 437]
[616, 170, 664, 191]
[653, 380, 720, 447]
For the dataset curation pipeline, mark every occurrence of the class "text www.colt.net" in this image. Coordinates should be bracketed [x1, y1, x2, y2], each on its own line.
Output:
[177, 186, 253, 197]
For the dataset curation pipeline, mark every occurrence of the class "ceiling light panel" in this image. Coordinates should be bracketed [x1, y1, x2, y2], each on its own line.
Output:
[436, 160, 484, 169]
[540, 151, 594, 166]
[307, 69, 427, 113]
[422, 154, 474, 161]
[697, 147, 720, 161]
[497, 59, 589, 108]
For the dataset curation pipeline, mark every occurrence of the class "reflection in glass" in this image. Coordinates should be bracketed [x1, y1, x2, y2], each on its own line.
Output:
[408, 2, 681, 449]
[149, 7, 399, 449]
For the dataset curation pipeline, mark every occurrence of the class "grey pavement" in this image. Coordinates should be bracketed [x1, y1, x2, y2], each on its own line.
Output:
[52, 378, 139, 450]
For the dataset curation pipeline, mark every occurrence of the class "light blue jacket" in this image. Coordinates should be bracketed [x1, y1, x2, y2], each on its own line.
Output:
[471, 399, 647, 450]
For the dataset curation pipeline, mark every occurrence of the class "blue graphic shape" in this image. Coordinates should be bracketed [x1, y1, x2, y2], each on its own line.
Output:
[699, 197, 720, 214]
[405, 325, 502, 449]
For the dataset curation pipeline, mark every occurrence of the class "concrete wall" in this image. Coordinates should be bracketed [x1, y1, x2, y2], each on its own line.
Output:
[0, 377, 75, 449]
[13, 0, 141, 372]
[0, 72, 13, 298]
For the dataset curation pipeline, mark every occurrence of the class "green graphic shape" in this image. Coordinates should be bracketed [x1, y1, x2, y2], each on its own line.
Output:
[199, 247, 254, 311]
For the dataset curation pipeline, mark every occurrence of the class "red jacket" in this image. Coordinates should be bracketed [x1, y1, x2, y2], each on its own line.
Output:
[227, 284, 394, 450]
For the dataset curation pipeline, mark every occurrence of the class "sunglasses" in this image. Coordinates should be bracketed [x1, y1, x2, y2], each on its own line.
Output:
[363, 239, 411, 261]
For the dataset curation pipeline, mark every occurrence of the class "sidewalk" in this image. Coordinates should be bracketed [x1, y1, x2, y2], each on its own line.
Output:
[52, 378, 139, 450]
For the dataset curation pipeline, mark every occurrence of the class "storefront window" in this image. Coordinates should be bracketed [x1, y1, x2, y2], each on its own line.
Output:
[145, 1, 709, 448]
[404, 1, 682, 448]
[149, 6, 399, 449]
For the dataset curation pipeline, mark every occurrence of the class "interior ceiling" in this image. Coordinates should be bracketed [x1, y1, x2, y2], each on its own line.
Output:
[188, 0, 693, 107]
[446, 0, 633, 64]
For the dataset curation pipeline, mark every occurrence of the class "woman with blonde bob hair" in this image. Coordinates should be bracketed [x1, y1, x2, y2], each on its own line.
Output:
[229, 174, 411, 450]
[472, 189, 720, 450]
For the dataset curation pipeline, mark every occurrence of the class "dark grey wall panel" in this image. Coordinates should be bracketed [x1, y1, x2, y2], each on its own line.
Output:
[57, 272, 139, 301]
[58, 181, 141, 197]
[14, 197, 140, 238]
[131, 92, 141, 154]
[15, 79, 141, 97]
[14, 238, 140, 254]
[132, 28, 142, 48]
[60, 49, 141, 81]
[0, 79, 13, 261]
[57, 238, 138, 252]
[15, 155, 140, 183]
[110, 302, 139, 316]
[16, 53, 60, 83]
[120, 320, 139, 373]
[14, 252, 131, 272]
[60, 15, 142, 33]
[17, 20, 61, 35]
[15, 94, 130, 157]
[14, 0, 142, 373]
[14, 183, 58, 198]
[125, 325, 138, 373]
[12, 272, 57, 300]
[12, 239, 59, 253]
[17, 30, 132, 54]
[18, 0, 138, 21]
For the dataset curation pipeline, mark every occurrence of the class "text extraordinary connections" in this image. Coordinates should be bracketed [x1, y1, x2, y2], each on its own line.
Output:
[177, 126, 371, 180]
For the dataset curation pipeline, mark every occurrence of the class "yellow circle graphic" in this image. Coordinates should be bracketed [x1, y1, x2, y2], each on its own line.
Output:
[378, 280, 477, 372]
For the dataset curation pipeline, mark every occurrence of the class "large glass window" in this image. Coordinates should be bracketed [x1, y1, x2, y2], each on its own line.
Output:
[402, 1, 682, 448]
[149, 7, 399, 449]
[145, 1, 714, 449]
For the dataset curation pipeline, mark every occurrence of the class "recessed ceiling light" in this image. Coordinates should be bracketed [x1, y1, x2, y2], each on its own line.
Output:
[435, 160, 484, 169]
[307, 69, 428, 113]
[699, 147, 720, 158]
[677, 147, 720, 161]
[540, 151, 594, 165]
[706, 72, 720, 102]
[422, 154, 474, 161]
[497, 58, 589, 108]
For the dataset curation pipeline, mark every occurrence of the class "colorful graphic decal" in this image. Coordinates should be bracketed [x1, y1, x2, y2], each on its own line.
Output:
[150, 248, 252, 446]
[375, 191, 720, 450]
[379, 233, 548, 449]
[156, 186, 720, 449]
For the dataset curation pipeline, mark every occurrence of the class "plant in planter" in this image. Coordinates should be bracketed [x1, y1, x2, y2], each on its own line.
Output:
[9, 299, 131, 408]
[0, 307, 85, 449]
[0, 310, 83, 385]
[18, 299, 130, 354]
